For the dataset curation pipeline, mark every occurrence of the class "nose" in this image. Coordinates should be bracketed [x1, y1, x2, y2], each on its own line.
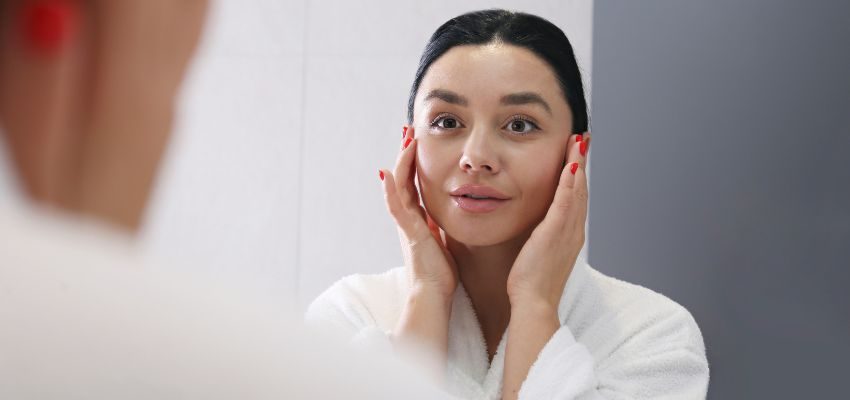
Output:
[459, 128, 500, 174]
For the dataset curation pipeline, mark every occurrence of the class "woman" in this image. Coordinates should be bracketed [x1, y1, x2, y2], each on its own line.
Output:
[307, 9, 709, 399]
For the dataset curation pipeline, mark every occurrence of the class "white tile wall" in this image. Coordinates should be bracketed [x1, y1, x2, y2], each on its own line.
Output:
[141, 0, 594, 309]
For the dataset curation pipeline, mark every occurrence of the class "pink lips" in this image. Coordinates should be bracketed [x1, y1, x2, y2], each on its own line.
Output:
[449, 184, 510, 213]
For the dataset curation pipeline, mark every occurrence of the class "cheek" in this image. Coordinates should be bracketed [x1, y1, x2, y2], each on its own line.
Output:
[416, 139, 455, 187]
[415, 139, 440, 176]
[415, 139, 458, 213]
[514, 148, 564, 210]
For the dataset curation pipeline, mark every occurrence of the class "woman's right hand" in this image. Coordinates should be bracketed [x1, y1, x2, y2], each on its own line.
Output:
[379, 126, 456, 380]
[379, 126, 458, 301]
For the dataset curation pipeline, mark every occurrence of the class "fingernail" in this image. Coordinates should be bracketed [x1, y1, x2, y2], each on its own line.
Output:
[579, 141, 588, 156]
[575, 134, 583, 143]
[403, 137, 413, 149]
[378, 170, 385, 181]
[402, 126, 408, 138]
[20, 0, 79, 55]
[570, 163, 579, 175]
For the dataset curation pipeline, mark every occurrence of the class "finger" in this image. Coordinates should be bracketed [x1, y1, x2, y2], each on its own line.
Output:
[427, 213, 455, 265]
[548, 162, 580, 217]
[4, 1, 83, 174]
[581, 134, 591, 166]
[380, 169, 409, 227]
[572, 162, 589, 218]
[564, 131, 590, 170]
[404, 126, 419, 198]
[393, 131, 418, 208]
[415, 190, 427, 221]
[399, 126, 408, 150]
[565, 132, 583, 163]
[562, 133, 581, 168]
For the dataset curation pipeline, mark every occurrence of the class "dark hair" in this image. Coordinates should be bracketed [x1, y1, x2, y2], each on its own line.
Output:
[408, 9, 588, 133]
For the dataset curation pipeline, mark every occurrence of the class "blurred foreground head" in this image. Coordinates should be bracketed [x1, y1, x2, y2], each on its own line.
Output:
[0, 0, 208, 230]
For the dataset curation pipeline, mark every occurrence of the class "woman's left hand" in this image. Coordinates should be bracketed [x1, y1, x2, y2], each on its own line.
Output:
[502, 133, 590, 399]
[506, 133, 590, 311]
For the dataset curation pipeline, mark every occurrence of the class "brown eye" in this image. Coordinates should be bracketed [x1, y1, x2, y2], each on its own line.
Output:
[433, 115, 461, 129]
[505, 118, 538, 134]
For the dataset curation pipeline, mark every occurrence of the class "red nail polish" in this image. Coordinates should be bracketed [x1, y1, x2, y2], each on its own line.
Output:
[20, 0, 79, 55]
[403, 137, 412, 149]
[575, 134, 583, 143]
[402, 126, 408, 138]
[579, 141, 587, 156]
[570, 163, 579, 175]
[379, 170, 385, 181]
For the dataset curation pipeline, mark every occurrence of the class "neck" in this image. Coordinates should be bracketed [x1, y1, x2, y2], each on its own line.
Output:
[446, 230, 531, 360]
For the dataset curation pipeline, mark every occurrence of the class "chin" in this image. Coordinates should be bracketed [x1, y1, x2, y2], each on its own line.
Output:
[440, 213, 524, 247]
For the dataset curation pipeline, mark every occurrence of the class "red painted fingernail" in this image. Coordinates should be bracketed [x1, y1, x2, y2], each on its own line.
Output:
[20, 0, 79, 55]
[403, 137, 413, 149]
[570, 163, 579, 175]
[402, 126, 408, 138]
[579, 141, 588, 156]
[378, 170, 385, 181]
[575, 134, 583, 143]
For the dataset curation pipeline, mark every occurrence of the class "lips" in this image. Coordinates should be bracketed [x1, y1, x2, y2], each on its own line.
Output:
[449, 184, 509, 200]
[449, 184, 510, 213]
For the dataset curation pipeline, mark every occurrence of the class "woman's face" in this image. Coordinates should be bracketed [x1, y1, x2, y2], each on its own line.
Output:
[413, 43, 575, 247]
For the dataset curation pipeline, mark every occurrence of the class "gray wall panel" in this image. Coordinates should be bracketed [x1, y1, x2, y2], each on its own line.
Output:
[590, 1, 850, 398]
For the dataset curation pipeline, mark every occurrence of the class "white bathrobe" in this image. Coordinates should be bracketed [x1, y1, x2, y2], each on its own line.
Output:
[306, 260, 710, 399]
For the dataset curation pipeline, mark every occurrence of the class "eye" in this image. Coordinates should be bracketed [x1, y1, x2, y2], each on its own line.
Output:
[431, 114, 464, 130]
[504, 116, 539, 135]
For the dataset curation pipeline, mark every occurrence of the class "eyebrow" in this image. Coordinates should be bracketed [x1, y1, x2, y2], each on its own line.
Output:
[424, 89, 469, 106]
[500, 92, 552, 115]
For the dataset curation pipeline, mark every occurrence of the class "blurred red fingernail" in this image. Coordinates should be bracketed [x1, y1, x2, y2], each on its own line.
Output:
[402, 126, 408, 138]
[20, 0, 78, 55]
[579, 141, 588, 156]
[575, 134, 583, 143]
[379, 170, 385, 181]
[403, 137, 412, 149]
[570, 163, 579, 175]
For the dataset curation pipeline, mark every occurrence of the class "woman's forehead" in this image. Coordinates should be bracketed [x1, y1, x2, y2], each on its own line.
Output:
[418, 44, 563, 105]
